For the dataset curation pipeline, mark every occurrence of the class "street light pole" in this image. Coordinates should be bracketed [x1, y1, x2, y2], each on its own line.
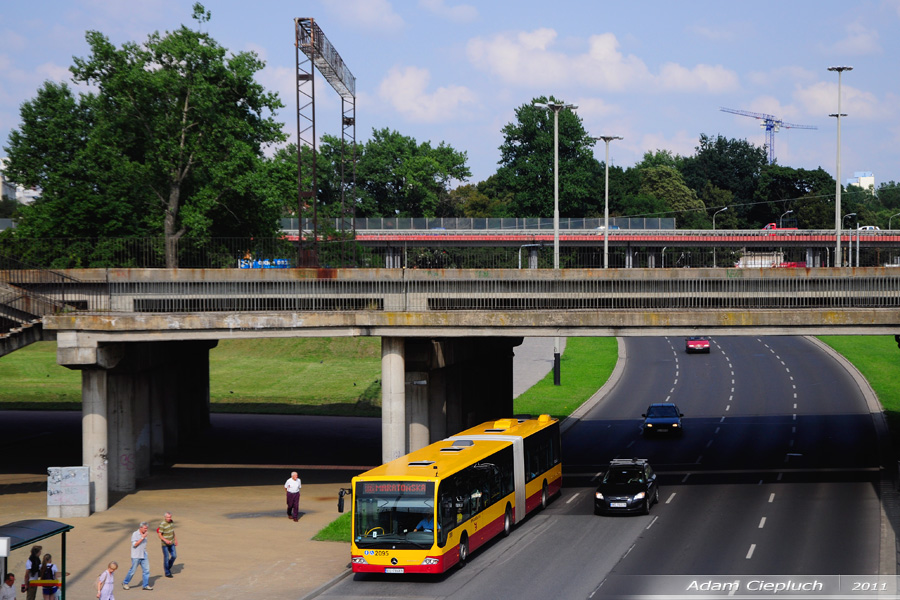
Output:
[713, 207, 727, 268]
[891, 212, 900, 230]
[594, 135, 623, 269]
[535, 101, 577, 269]
[843, 212, 856, 267]
[535, 101, 576, 385]
[779, 209, 793, 228]
[829, 66, 852, 268]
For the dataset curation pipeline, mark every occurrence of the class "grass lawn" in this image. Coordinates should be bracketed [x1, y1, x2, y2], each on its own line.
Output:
[816, 335, 900, 450]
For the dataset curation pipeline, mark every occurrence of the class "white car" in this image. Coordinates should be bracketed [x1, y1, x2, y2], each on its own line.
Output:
[858, 225, 880, 230]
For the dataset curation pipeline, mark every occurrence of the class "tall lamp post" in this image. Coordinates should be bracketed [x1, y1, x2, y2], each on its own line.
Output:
[779, 209, 793, 228]
[843, 212, 856, 267]
[890, 212, 900, 230]
[828, 66, 852, 267]
[535, 100, 576, 385]
[535, 101, 577, 269]
[713, 207, 727, 268]
[594, 135, 623, 268]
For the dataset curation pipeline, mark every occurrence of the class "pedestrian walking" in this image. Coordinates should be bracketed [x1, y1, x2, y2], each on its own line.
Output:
[156, 512, 177, 578]
[1, 573, 16, 600]
[284, 471, 301, 521]
[96, 562, 117, 600]
[121, 522, 152, 591]
[21, 546, 41, 600]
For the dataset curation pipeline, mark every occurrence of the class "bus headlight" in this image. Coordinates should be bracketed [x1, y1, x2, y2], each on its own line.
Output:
[421, 557, 440, 565]
[351, 556, 368, 564]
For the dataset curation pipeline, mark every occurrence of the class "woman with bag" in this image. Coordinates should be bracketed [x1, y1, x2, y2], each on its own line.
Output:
[38, 555, 57, 600]
[97, 562, 118, 600]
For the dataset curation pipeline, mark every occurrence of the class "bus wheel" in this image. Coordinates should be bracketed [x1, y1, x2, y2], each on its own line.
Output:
[541, 481, 549, 509]
[502, 505, 512, 537]
[458, 534, 469, 567]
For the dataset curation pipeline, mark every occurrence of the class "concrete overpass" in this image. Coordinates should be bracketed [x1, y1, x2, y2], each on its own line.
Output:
[6, 266, 900, 513]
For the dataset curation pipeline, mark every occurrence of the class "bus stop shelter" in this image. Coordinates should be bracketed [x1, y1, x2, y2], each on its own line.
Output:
[0, 520, 73, 600]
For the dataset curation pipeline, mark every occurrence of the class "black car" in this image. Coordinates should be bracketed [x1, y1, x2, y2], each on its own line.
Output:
[642, 402, 684, 436]
[594, 458, 659, 515]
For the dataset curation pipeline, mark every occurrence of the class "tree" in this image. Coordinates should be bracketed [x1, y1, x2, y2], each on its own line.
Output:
[356, 128, 470, 218]
[680, 134, 768, 224]
[494, 97, 600, 218]
[4, 82, 147, 240]
[753, 166, 834, 228]
[639, 165, 707, 228]
[65, 3, 285, 266]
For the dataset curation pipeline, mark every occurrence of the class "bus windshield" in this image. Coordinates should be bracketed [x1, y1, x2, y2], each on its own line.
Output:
[354, 481, 436, 549]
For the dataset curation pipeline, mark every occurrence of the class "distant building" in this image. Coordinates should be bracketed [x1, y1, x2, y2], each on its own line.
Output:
[0, 157, 15, 201]
[847, 171, 875, 191]
[0, 157, 39, 204]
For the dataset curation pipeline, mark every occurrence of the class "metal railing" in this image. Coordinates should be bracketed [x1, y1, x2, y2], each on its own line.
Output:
[96, 267, 900, 314]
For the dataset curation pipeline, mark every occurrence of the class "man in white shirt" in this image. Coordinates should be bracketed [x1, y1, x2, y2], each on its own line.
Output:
[284, 471, 302, 521]
[0, 573, 16, 600]
[121, 522, 153, 591]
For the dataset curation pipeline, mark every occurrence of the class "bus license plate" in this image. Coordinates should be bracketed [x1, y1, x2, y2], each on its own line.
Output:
[611, 502, 627, 508]
[385, 568, 404, 574]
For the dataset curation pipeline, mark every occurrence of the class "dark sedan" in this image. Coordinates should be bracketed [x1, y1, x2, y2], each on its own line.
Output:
[642, 402, 684, 436]
[594, 458, 659, 515]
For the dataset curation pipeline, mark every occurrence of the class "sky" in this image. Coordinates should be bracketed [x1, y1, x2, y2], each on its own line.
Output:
[2, 0, 899, 190]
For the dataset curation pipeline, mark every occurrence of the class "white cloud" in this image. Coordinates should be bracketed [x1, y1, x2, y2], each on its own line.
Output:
[418, 0, 478, 23]
[657, 62, 739, 93]
[828, 21, 881, 56]
[467, 29, 737, 94]
[378, 65, 477, 123]
[320, 0, 404, 33]
[794, 81, 887, 120]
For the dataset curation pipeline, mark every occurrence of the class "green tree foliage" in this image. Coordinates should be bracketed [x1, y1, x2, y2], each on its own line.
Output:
[0, 195, 19, 219]
[639, 165, 707, 228]
[5, 4, 286, 267]
[494, 97, 600, 218]
[356, 128, 470, 218]
[754, 165, 835, 228]
[680, 134, 767, 223]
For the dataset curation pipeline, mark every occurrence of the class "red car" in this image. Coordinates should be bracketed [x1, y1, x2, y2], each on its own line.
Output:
[685, 336, 710, 353]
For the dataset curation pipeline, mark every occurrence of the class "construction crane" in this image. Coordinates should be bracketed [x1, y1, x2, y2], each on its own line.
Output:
[720, 107, 817, 165]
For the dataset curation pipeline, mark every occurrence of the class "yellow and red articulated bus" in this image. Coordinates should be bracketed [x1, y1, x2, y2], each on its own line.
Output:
[348, 414, 561, 574]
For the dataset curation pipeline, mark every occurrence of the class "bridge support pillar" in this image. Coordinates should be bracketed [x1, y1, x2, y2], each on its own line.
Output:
[60, 336, 217, 512]
[380, 336, 522, 461]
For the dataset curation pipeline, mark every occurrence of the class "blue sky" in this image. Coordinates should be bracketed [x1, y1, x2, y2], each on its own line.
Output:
[2, 0, 899, 189]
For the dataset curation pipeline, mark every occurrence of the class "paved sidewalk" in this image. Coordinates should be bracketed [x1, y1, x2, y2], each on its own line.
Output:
[0, 337, 564, 600]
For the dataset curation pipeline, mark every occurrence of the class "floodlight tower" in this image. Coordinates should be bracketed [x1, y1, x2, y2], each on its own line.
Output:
[296, 18, 357, 266]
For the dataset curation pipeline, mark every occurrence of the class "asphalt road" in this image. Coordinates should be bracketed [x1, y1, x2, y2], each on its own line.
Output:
[318, 336, 890, 600]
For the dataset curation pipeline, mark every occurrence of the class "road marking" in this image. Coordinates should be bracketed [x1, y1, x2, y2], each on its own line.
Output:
[695, 455, 703, 464]
[626, 440, 635, 448]
[729, 395, 733, 401]
[674, 379, 678, 385]
[789, 439, 794, 447]
[793, 414, 797, 421]
[646, 516, 659, 530]
[731, 379, 735, 385]
[792, 427, 796, 434]
[746, 544, 756, 559]
[706, 440, 714, 448]
[769, 493, 776, 503]
[670, 388, 676, 394]
[682, 473, 691, 483]
[726, 405, 731, 411]
[777, 473, 783, 481]
[759, 517, 766, 528]
[793, 403, 797, 409]
[785, 368, 790, 373]
[758, 479, 763, 485]
[720, 416, 725, 423]
[665, 395, 671, 402]
[566, 493, 580, 504]
[714, 427, 720, 434]
[676, 371, 679, 377]
[666, 492, 677, 504]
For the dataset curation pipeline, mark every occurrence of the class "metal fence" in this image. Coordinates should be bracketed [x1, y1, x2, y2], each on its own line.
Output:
[99, 268, 900, 314]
